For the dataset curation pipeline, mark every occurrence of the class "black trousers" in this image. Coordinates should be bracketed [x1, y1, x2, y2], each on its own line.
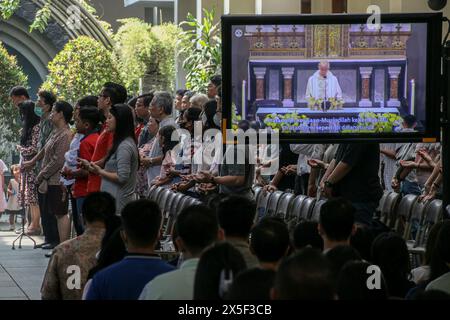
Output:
[67, 185, 84, 236]
[39, 191, 60, 245]
[294, 174, 310, 196]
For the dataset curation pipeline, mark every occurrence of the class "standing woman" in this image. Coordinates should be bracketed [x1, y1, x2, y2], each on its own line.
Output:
[90, 105, 139, 215]
[17, 101, 41, 234]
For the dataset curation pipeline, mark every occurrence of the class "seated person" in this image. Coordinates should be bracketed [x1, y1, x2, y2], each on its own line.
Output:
[84, 200, 175, 300]
[41, 192, 116, 300]
[250, 218, 290, 271]
[217, 196, 259, 269]
[271, 247, 334, 300]
[292, 221, 324, 252]
[139, 205, 221, 300]
[319, 198, 356, 253]
[225, 268, 275, 300]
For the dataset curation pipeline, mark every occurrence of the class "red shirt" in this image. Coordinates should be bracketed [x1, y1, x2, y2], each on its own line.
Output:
[135, 123, 144, 141]
[73, 132, 100, 198]
[87, 127, 113, 194]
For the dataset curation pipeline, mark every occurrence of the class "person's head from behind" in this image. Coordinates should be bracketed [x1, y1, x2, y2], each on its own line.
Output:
[337, 261, 388, 300]
[217, 196, 256, 240]
[190, 93, 209, 110]
[325, 245, 362, 285]
[75, 95, 98, 120]
[271, 247, 334, 300]
[175, 205, 220, 258]
[158, 125, 178, 155]
[50, 101, 73, 126]
[120, 200, 162, 251]
[175, 89, 188, 111]
[181, 91, 194, 110]
[19, 101, 40, 146]
[76, 107, 101, 135]
[208, 75, 222, 99]
[181, 107, 201, 133]
[135, 93, 154, 121]
[37, 90, 56, 113]
[238, 120, 250, 132]
[293, 221, 324, 251]
[82, 192, 117, 227]
[430, 220, 450, 280]
[9, 86, 29, 107]
[150, 91, 173, 120]
[194, 242, 247, 300]
[250, 218, 290, 270]
[402, 114, 417, 130]
[319, 198, 356, 248]
[226, 268, 275, 300]
[425, 221, 445, 267]
[371, 232, 411, 294]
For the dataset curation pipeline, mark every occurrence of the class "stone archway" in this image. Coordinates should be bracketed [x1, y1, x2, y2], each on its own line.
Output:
[0, 0, 113, 95]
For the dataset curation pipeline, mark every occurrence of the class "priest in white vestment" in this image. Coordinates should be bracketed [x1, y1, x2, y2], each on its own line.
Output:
[306, 61, 343, 102]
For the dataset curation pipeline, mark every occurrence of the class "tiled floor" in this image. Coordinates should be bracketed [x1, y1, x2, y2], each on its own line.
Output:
[0, 219, 48, 300]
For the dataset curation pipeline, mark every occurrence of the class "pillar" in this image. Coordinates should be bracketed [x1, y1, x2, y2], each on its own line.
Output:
[359, 67, 373, 107]
[254, 67, 267, 101]
[282, 67, 295, 107]
[387, 66, 401, 107]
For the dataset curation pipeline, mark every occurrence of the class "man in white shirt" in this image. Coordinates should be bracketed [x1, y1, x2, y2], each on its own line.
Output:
[139, 205, 222, 300]
[306, 61, 343, 111]
[146, 92, 179, 186]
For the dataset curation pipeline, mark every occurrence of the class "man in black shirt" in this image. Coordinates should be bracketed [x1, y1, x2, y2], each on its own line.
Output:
[320, 144, 383, 226]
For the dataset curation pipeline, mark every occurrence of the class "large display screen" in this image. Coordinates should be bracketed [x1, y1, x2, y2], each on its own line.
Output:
[222, 13, 442, 142]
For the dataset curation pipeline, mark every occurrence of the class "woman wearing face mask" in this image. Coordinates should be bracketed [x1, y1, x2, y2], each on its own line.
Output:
[136, 117, 160, 198]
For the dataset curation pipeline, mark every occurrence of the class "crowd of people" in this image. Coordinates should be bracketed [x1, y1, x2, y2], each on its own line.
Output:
[0, 76, 448, 300]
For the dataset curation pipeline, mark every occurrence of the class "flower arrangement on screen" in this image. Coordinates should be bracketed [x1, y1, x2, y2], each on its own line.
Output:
[342, 112, 403, 133]
[263, 113, 310, 133]
[307, 97, 344, 111]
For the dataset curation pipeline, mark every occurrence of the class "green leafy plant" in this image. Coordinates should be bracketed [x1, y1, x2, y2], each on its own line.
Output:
[113, 19, 179, 95]
[29, 0, 52, 33]
[0, 0, 20, 20]
[41, 36, 121, 103]
[264, 113, 309, 133]
[178, 8, 221, 93]
[0, 41, 28, 163]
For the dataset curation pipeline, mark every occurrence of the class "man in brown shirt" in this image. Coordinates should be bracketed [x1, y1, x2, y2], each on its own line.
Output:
[36, 101, 73, 249]
[41, 192, 116, 300]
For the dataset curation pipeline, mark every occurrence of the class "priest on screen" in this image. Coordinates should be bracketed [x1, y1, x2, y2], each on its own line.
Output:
[306, 60, 343, 103]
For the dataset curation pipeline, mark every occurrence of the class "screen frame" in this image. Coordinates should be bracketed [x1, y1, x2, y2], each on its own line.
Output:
[221, 13, 443, 143]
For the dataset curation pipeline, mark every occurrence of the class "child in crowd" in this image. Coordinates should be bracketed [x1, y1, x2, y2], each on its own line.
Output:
[5, 165, 22, 231]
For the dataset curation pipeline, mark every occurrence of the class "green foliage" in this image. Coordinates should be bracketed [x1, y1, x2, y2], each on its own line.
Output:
[264, 113, 309, 133]
[0, 0, 20, 20]
[0, 42, 28, 163]
[113, 19, 179, 95]
[29, 1, 52, 33]
[41, 36, 121, 104]
[178, 8, 221, 93]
